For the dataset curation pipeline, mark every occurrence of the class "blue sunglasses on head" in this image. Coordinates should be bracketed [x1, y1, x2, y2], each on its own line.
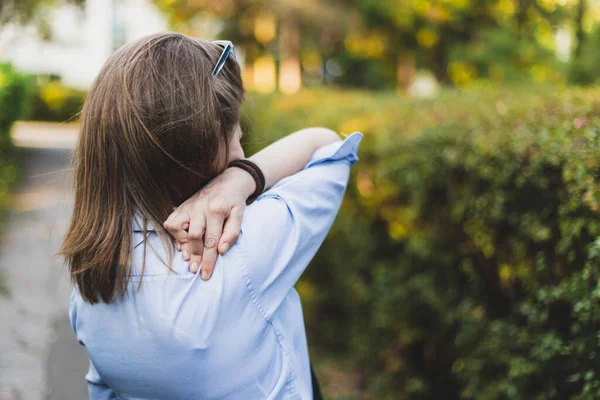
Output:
[211, 40, 236, 77]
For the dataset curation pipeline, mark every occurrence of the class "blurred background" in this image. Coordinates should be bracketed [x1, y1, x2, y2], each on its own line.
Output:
[2, 0, 600, 399]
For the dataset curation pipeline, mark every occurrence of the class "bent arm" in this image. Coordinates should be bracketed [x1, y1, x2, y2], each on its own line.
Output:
[164, 127, 342, 278]
[247, 127, 341, 190]
[241, 133, 362, 316]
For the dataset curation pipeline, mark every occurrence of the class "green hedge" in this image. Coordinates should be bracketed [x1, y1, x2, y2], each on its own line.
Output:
[0, 64, 30, 141]
[244, 87, 600, 399]
[0, 64, 29, 205]
[26, 77, 85, 122]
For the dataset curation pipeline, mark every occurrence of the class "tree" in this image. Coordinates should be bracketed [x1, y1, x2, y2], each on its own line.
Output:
[152, 0, 581, 89]
[352, 0, 569, 85]
[153, 0, 356, 91]
[0, 0, 85, 34]
[573, 0, 586, 58]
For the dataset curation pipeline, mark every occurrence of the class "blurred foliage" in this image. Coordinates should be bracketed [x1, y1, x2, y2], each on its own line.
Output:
[450, 27, 565, 86]
[153, 0, 591, 87]
[567, 27, 600, 86]
[0, 64, 30, 137]
[244, 87, 600, 399]
[346, 0, 569, 85]
[26, 76, 85, 122]
[0, 0, 84, 37]
[0, 64, 28, 205]
[7, 0, 600, 88]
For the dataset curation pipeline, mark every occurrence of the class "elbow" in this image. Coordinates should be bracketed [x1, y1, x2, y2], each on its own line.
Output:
[299, 127, 341, 149]
[314, 127, 341, 144]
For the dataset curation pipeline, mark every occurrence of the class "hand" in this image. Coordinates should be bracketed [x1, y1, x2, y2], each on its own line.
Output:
[163, 167, 256, 280]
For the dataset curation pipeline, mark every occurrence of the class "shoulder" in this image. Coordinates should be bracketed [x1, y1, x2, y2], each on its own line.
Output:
[236, 133, 363, 308]
[240, 131, 363, 240]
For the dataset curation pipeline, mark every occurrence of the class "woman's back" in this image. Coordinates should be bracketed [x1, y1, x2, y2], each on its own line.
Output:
[70, 134, 362, 400]
[71, 235, 292, 399]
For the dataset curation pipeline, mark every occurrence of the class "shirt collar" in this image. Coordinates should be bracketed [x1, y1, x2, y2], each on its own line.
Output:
[132, 211, 158, 232]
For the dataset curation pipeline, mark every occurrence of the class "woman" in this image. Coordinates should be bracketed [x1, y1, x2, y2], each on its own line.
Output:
[63, 32, 361, 399]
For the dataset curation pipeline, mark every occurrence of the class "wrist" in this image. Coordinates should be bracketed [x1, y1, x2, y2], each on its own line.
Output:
[227, 159, 266, 200]
[223, 166, 257, 200]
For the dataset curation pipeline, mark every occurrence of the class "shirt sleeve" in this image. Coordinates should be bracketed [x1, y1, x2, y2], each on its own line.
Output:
[70, 290, 118, 400]
[240, 132, 362, 318]
[86, 360, 119, 400]
[69, 289, 78, 335]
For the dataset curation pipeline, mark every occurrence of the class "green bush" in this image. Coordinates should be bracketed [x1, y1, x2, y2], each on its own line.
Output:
[0, 64, 29, 206]
[27, 76, 85, 122]
[244, 87, 600, 399]
[0, 64, 30, 142]
[449, 27, 565, 86]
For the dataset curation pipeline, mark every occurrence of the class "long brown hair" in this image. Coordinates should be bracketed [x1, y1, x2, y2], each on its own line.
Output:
[60, 32, 244, 304]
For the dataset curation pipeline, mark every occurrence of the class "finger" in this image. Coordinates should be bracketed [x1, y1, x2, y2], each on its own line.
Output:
[219, 205, 244, 254]
[180, 242, 190, 262]
[164, 207, 180, 226]
[164, 211, 191, 244]
[201, 213, 225, 281]
[187, 215, 206, 273]
[164, 206, 185, 231]
[176, 241, 181, 251]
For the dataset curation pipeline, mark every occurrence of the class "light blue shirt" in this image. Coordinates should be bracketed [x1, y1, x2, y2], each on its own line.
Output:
[69, 132, 362, 400]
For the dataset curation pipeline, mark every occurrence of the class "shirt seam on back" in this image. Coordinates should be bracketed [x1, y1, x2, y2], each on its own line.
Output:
[236, 242, 300, 400]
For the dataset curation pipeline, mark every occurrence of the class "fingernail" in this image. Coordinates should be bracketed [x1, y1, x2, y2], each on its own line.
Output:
[183, 250, 190, 261]
[202, 269, 209, 281]
[191, 262, 198, 273]
[221, 243, 230, 253]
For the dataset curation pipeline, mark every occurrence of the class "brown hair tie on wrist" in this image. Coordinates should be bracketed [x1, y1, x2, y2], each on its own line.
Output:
[227, 159, 265, 200]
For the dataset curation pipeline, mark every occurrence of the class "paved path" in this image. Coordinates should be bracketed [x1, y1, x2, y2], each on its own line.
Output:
[0, 123, 87, 400]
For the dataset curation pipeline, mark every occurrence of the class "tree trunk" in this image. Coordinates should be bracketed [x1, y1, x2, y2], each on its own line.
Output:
[278, 20, 301, 94]
[396, 54, 416, 94]
[516, 0, 532, 34]
[432, 38, 451, 85]
[573, 0, 586, 58]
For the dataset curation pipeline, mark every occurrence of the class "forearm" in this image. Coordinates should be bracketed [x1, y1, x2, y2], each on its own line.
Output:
[223, 127, 340, 201]
[249, 127, 340, 190]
